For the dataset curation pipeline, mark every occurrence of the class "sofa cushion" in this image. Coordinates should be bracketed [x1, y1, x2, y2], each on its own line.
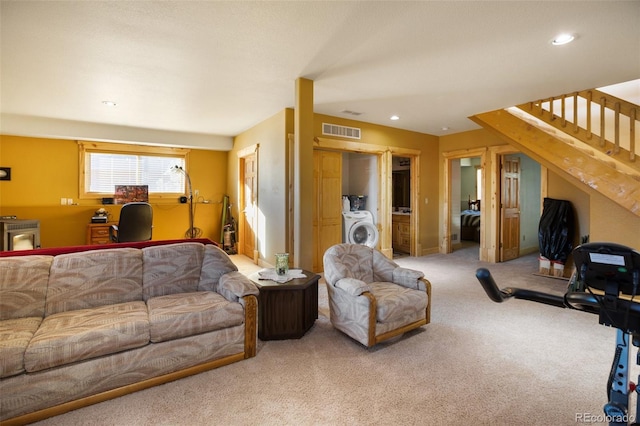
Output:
[147, 291, 244, 343]
[0, 317, 42, 378]
[25, 301, 149, 372]
[45, 248, 143, 316]
[0, 255, 52, 320]
[142, 243, 204, 300]
[368, 282, 427, 323]
[198, 244, 238, 292]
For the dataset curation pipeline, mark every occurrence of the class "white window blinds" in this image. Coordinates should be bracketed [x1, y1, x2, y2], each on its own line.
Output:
[79, 141, 190, 197]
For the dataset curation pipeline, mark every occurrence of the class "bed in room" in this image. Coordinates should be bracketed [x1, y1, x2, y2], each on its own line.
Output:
[460, 199, 480, 242]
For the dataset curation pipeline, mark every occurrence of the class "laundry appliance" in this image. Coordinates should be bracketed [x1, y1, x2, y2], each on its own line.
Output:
[342, 210, 379, 248]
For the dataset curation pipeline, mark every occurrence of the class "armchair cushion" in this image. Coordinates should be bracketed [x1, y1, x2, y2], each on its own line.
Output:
[324, 246, 375, 284]
[392, 267, 425, 290]
[369, 282, 427, 323]
[335, 277, 371, 296]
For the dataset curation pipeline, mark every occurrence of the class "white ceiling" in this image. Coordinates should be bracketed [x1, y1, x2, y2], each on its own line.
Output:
[1, 1, 639, 149]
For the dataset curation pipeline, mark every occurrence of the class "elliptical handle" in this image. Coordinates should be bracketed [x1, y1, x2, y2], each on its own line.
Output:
[475, 268, 567, 308]
[476, 268, 508, 303]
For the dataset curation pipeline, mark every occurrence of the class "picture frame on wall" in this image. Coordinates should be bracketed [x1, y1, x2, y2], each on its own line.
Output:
[114, 185, 149, 204]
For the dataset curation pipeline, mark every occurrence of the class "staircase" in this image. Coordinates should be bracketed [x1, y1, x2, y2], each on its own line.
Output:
[470, 86, 640, 217]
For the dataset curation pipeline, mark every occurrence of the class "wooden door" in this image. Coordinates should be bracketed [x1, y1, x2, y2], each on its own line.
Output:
[313, 150, 342, 272]
[500, 155, 520, 261]
[240, 153, 257, 261]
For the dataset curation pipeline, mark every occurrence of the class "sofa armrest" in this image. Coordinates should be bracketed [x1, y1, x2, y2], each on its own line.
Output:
[335, 277, 371, 296]
[392, 267, 426, 290]
[218, 271, 259, 302]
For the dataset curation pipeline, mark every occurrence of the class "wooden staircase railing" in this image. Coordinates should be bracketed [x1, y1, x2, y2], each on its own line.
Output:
[517, 89, 639, 170]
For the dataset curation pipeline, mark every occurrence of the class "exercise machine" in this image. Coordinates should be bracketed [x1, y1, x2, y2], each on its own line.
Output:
[476, 242, 640, 426]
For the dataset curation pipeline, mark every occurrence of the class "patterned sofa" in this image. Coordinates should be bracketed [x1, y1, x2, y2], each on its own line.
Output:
[0, 239, 258, 425]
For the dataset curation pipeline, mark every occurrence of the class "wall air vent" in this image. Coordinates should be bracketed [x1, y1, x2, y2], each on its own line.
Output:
[322, 123, 361, 140]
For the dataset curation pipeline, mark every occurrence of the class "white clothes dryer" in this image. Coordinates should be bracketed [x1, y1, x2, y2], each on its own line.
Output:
[342, 211, 379, 248]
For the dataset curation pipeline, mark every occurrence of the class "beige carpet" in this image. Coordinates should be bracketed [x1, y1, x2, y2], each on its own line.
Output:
[34, 245, 622, 426]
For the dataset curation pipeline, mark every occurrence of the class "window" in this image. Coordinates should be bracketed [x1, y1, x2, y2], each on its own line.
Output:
[79, 141, 190, 199]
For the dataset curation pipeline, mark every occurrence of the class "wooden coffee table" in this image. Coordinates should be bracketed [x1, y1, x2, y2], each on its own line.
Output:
[249, 270, 320, 340]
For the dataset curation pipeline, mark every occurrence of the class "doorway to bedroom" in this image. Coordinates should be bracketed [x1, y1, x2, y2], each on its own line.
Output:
[442, 148, 486, 260]
[454, 157, 482, 254]
[443, 148, 542, 263]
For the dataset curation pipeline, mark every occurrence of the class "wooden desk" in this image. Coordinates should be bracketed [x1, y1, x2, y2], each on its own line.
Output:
[86, 223, 115, 245]
[249, 270, 319, 340]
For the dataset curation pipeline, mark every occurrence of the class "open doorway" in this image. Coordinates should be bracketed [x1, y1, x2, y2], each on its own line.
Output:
[442, 148, 486, 259]
[456, 157, 482, 254]
[444, 148, 542, 263]
[313, 137, 420, 262]
[392, 156, 411, 258]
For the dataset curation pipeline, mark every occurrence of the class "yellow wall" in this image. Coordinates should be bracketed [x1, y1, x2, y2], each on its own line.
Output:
[4, 121, 636, 256]
[549, 170, 639, 249]
[547, 170, 590, 243]
[229, 109, 292, 263]
[313, 113, 440, 251]
[0, 135, 228, 248]
[439, 128, 507, 153]
[590, 191, 639, 248]
[229, 109, 440, 266]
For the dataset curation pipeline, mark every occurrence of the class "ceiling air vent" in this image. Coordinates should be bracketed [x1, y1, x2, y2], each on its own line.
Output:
[322, 123, 361, 140]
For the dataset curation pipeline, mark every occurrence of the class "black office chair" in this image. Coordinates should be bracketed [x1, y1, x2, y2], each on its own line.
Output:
[109, 202, 153, 243]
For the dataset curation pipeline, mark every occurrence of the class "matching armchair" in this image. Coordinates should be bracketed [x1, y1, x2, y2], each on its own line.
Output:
[323, 243, 431, 347]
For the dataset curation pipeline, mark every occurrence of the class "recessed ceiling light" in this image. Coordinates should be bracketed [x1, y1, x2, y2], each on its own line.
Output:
[390, 115, 400, 121]
[102, 100, 117, 107]
[551, 33, 575, 46]
[441, 127, 450, 131]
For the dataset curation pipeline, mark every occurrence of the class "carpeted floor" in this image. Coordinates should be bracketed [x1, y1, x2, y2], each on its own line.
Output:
[33, 245, 623, 426]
